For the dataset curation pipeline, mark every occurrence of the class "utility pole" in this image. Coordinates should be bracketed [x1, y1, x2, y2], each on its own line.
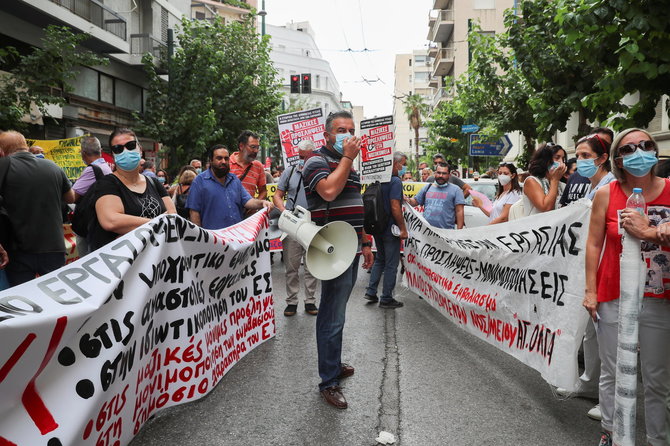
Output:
[258, 0, 267, 162]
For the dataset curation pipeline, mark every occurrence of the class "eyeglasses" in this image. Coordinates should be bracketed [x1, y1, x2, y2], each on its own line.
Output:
[578, 134, 610, 152]
[111, 140, 138, 154]
[617, 140, 657, 157]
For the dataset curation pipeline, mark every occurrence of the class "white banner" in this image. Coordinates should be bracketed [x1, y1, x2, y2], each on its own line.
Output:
[0, 212, 275, 446]
[277, 108, 326, 169]
[360, 115, 394, 184]
[403, 201, 591, 389]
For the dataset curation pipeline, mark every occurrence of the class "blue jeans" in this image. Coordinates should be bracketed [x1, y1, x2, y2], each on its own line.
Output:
[317, 254, 360, 390]
[365, 234, 400, 303]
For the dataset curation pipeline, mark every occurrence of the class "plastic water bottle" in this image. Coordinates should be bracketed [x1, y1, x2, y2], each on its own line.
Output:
[626, 188, 646, 215]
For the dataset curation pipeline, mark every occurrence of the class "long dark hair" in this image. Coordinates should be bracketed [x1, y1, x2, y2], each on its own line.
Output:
[497, 163, 522, 198]
[528, 143, 556, 178]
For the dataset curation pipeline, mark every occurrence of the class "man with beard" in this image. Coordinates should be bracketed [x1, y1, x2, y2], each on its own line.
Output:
[407, 162, 464, 229]
[186, 144, 272, 229]
[231, 130, 267, 200]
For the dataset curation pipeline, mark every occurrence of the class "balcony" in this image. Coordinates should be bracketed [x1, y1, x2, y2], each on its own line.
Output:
[427, 44, 438, 58]
[427, 9, 454, 43]
[428, 75, 439, 88]
[432, 0, 451, 9]
[431, 47, 454, 78]
[49, 0, 126, 41]
[432, 86, 454, 109]
[130, 34, 168, 73]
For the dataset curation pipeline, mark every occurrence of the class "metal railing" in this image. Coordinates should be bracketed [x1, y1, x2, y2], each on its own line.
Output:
[432, 86, 454, 108]
[130, 34, 167, 59]
[49, 0, 127, 41]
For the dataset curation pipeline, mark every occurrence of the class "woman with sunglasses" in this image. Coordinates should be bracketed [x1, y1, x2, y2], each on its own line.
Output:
[472, 163, 522, 224]
[584, 128, 670, 446]
[90, 128, 176, 250]
[521, 143, 567, 216]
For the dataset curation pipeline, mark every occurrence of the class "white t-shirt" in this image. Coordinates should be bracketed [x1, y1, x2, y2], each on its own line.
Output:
[489, 189, 521, 222]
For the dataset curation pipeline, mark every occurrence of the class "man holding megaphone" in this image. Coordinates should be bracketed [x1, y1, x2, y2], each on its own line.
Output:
[301, 110, 374, 409]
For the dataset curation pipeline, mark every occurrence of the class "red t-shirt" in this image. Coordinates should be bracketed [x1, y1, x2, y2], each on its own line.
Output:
[229, 152, 266, 198]
[597, 179, 670, 302]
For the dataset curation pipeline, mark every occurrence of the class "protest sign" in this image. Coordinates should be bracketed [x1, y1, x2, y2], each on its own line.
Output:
[26, 137, 86, 180]
[359, 115, 394, 184]
[402, 202, 591, 389]
[0, 212, 275, 446]
[277, 108, 326, 169]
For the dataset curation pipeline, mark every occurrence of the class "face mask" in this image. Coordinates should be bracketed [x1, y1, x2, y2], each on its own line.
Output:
[622, 148, 658, 177]
[551, 161, 560, 170]
[298, 159, 305, 168]
[576, 158, 599, 178]
[332, 133, 349, 154]
[195, 168, 202, 174]
[157, 177, 166, 184]
[398, 166, 407, 177]
[114, 150, 141, 171]
[498, 174, 512, 186]
[35, 153, 45, 159]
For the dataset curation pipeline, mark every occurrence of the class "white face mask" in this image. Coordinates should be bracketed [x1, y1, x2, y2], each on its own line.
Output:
[498, 174, 512, 186]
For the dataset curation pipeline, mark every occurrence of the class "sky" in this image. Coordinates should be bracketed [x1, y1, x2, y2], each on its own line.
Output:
[265, 0, 434, 119]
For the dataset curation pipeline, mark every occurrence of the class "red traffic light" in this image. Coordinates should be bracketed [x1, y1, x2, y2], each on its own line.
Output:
[301, 73, 311, 94]
[290, 75, 300, 94]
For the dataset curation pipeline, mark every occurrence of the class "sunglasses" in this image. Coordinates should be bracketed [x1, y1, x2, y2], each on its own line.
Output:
[111, 140, 138, 154]
[578, 134, 609, 152]
[617, 140, 657, 157]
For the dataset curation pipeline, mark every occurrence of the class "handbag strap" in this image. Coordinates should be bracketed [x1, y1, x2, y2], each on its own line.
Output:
[238, 162, 254, 182]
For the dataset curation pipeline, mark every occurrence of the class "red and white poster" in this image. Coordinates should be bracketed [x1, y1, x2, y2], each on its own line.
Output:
[0, 212, 275, 446]
[360, 115, 394, 184]
[277, 108, 326, 168]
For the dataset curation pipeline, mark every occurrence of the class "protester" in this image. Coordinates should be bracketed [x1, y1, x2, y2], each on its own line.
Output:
[230, 130, 267, 200]
[565, 157, 577, 179]
[302, 110, 374, 409]
[0, 130, 74, 286]
[190, 159, 202, 174]
[420, 168, 432, 182]
[172, 169, 196, 220]
[407, 162, 465, 229]
[29, 145, 45, 158]
[363, 152, 409, 309]
[560, 128, 614, 207]
[141, 160, 157, 178]
[92, 129, 176, 250]
[472, 162, 521, 225]
[402, 172, 414, 182]
[156, 169, 171, 191]
[428, 154, 472, 198]
[272, 140, 319, 317]
[169, 165, 197, 194]
[521, 143, 567, 215]
[72, 135, 112, 256]
[186, 144, 272, 230]
[584, 128, 670, 446]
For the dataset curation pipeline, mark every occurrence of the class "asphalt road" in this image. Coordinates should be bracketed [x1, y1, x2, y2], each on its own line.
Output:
[130, 257, 648, 446]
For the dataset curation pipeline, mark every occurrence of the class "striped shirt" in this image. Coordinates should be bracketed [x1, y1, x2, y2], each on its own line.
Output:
[229, 152, 266, 198]
[302, 147, 364, 247]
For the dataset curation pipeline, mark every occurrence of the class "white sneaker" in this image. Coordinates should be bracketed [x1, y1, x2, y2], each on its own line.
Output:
[587, 404, 602, 421]
[555, 387, 572, 397]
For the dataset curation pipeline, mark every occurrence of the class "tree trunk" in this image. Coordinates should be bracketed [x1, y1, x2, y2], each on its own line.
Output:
[414, 127, 420, 173]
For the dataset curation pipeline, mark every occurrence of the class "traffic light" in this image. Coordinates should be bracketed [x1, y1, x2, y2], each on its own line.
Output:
[290, 74, 300, 94]
[302, 73, 312, 94]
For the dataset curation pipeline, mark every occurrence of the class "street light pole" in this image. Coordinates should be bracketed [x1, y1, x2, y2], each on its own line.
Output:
[258, 0, 267, 163]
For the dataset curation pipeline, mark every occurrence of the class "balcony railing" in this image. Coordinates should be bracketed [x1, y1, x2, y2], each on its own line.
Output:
[432, 86, 454, 108]
[49, 0, 127, 41]
[131, 34, 167, 59]
[427, 9, 454, 42]
[431, 47, 455, 77]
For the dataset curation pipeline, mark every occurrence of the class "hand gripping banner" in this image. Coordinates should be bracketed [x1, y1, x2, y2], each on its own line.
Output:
[0, 212, 275, 446]
[402, 201, 591, 390]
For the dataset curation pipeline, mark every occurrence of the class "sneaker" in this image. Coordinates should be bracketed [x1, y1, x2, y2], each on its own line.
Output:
[284, 304, 297, 317]
[379, 298, 404, 309]
[587, 404, 602, 421]
[597, 431, 611, 446]
[364, 294, 379, 303]
[304, 303, 318, 315]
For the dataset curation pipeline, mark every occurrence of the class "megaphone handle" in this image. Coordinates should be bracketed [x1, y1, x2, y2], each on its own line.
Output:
[294, 205, 310, 220]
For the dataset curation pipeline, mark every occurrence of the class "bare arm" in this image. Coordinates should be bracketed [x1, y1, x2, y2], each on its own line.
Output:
[257, 185, 268, 201]
[583, 186, 609, 320]
[489, 204, 513, 225]
[390, 199, 408, 239]
[461, 183, 472, 199]
[523, 171, 564, 212]
[272, 188, 286, 212]
[244, 198, 273, 211]
[63, 188, 75, 204]
[314, 137, 361, 201]
[162, 196, 176, 214]
[455, 204, 464, 229]
[95, 195, 151, 234]
[472, 196, 491, 217]
[190, 209, 202, 227]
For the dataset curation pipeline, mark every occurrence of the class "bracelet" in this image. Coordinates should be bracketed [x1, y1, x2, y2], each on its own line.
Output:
[343, 155, 354, 161]
[361, 242, 372, 248]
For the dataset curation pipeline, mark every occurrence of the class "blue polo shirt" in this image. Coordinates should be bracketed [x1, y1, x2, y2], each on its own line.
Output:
[185, 169, 252, 229]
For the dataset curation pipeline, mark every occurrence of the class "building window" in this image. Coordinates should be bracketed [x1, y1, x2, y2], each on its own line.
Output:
[100, 74, 114, 104]
[415, 55, 427, 66]
[115, 79, 142, 111]
[409, 75, 412, 83]
[414, 72, 429, 83]
[73, 67, 99, 101]
[409, 139, 412, 148]
[409, 58, 412, 66]
[316, 74, 321, 89]
[474, 0, 495, 9]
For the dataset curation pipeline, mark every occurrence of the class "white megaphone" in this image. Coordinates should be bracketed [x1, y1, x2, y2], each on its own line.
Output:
[278, 206, 358, 281]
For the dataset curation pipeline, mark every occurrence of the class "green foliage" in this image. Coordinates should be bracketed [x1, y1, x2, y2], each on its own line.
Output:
[137, 15, 282, 170]
[0, 26, 108, 131]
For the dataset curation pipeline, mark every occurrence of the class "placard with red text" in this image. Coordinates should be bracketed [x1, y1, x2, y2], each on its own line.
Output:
[360, 115, 394, 184]
[277, 108, 326, 168]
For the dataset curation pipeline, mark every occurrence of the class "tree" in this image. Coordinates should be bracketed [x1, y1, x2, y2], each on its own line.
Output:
[0, 26, 108, 131]
[137, 15, 282, 170]
[401, 93, 429, 169]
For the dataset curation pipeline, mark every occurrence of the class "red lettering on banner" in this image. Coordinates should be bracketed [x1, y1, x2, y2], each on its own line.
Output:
[0, 333, 36, 382]
[0, 437, 18, 446]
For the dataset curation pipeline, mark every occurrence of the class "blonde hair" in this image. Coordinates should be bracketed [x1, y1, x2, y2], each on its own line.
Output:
[179, 170, 197, 184]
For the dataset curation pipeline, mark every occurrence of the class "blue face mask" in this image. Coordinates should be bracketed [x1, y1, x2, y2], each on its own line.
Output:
[398, 166, 407, 177]
[551, 161, 560, 170]
[332, 133, 349, 154]
[157, 177, 166, 184]
[195, 168, 202, 174]
[298, 159, 305, 168]
[576, 158, 599, 178]
[35, 153, 45, 159]
[114, 150, 141, 171]
[622, 148, 658, 177]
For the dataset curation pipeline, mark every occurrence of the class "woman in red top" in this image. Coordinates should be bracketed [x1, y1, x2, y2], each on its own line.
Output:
[584, 128, 670, 446]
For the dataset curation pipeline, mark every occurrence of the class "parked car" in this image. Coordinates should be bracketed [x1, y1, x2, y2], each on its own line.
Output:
[462, 178, 499, 227]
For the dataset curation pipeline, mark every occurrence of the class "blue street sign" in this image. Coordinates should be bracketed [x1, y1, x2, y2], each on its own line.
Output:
[461, 124, 480, 133]
[469, 134, 514, 157]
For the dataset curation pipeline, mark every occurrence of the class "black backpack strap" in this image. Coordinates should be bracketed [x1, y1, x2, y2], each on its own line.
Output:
[90, 163, 104, 181]
[285, 165, 301, 210]
[0, 156, 10, 195]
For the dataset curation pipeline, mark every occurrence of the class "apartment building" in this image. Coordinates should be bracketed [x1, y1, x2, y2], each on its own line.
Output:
[267, 21, 343, 118]
[392, 51, 432, 157]
[0, 0, 189, 159]
[191, 0, 256, 24]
